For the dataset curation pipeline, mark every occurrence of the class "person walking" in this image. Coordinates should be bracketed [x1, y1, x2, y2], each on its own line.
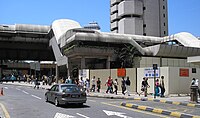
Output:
[34, 78, 40, 89]
[97, 78, 101, 93]
[121, 77, 126, 95]
[113, 79, 118, 95]
[85, 78, 90, 94]
[90, 76, 96, 92]
[155, 79, 160, 96]
[144, 78, 150, 97]
[125, 76, 131, 96]
[160, 76, 165, 97]
[106, 76, 112, 93]
[139, 77, 150, 97]
[79, 77, 85, 91]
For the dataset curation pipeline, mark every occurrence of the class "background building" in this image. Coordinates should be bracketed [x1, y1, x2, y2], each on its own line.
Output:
[110, 0, 168, 37]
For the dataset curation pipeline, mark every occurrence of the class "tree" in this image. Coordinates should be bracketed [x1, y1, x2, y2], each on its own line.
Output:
[115, 44, 140, 68]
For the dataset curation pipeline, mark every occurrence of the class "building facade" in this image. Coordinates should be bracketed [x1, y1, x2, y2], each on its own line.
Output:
[110, 0, 168, 37]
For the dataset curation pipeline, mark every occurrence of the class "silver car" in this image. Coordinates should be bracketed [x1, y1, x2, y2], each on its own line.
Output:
[45, 84, 87, 106]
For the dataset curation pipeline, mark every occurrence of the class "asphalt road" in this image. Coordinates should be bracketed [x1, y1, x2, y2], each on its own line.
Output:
[0, 84, 170, 118]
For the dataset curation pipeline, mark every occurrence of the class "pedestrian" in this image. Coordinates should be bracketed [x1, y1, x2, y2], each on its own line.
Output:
[65, 76, 72, 84]
[79, 77, 85, 91]
[121, 77, 126, 95]
[125, 76, 131, 96]
[138, 77, 145, 96]
[96, 78, 101, 92]
[160, 76, 165, 97]
[113, 79, 118, 95]
[106, 76, 112, 93]
[155, 79, 160, 96]
[34, 78, 40, 89]
[194, 78, 200, 97]
[191, 78, 196, 86]
[139, 77, 150, 97]
[144, 78, 150, 97]
[90, 76, 96, 92]
[85, 78, 90, 93]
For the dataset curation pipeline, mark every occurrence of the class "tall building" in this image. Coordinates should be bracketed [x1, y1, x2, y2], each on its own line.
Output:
[110, 0, 168, 37]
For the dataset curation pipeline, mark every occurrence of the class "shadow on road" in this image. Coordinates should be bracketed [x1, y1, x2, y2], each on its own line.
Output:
[47, 102, 90, 109]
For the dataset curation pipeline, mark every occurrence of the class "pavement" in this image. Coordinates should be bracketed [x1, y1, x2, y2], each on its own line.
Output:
[1, 81, 200, 118]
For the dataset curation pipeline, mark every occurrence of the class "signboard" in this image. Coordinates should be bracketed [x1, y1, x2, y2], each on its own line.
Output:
[180, 68, 189, 77]
[117, 68, 126, 77]
[30, 62, 40, 71]
[144, 67, 160, 78]
[79, 69, 87, 78]
[79, 69, 89, 81]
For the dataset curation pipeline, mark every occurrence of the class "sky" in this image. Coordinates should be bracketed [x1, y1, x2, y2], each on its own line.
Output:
[0, 0, 200, 37]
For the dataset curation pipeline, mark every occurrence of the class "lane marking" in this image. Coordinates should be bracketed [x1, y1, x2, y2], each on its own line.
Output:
[0, 103, 10, 118]
[22, 90, 29, 95]
[76, 113, 90, 118]
[88, 100, 96, 102]
[31, 95, 42, 100]
[4, 87, 8, 89]
[54, 112, 75, 118]
[101, 102, 170, 118]
[16, 88, 21, 90]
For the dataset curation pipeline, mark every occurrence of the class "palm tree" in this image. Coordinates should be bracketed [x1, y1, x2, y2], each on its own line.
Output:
[115, 44, 140, 68]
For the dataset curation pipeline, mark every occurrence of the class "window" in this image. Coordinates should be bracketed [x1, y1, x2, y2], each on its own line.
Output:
[143, 33, 146, 36]
[143, 7, 146, 10]
[163, 6, 165, 9]
[163, 14, 165, 17]
[143, 24, 146, 27]
[164, 23, 165, 26]
[164, 31, 166, 35]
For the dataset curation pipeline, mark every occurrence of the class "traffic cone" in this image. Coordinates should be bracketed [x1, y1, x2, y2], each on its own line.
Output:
[0, 88, 4, 96]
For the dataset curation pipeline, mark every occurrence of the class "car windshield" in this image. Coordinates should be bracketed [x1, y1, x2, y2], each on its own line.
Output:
[61, 85, 80, 93]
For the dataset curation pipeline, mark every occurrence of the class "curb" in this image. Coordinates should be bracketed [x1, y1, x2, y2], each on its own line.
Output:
[121, 102, 200, 118]
[88, 94, 200, 108]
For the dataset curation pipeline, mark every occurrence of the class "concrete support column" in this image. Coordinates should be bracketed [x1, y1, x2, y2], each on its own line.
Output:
[0, 60, 2, 81]
[107, 56, 111, 69]
[81, 57, 86, 69]
[56, 65, 59, 83]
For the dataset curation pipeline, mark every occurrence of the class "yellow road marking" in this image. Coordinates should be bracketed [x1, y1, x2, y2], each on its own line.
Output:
[172, 102, 180, 105]
[160, 100, 166, 103]
[170, 112, 181, 117]
[187, 103, 195, 107]
[137, 106, 147, 110]
[134, 98, 141, 100]
[153, 108, 163, 114]
[148, 98, 154, 101]
[0, 103, 10, 118]
[101, 102, 169, 118]
[126, 103, 133, 108]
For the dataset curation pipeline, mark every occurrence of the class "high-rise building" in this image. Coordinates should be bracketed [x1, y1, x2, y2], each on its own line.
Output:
[110, 0, 168, 37]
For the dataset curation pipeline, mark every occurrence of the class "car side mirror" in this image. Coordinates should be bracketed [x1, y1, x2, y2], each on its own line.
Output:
[46, 88, 51, 91]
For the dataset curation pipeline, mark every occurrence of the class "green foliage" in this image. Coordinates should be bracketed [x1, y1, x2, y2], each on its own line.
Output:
[115, 44, 139, 68]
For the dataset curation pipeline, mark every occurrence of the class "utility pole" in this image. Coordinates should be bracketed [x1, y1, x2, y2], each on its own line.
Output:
[153, 64, 158, 99]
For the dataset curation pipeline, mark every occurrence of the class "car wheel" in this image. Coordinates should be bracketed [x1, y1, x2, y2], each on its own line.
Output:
[45, 95, 48, 102]
[78, 103, 83, 106]
[55, 98, 59, 106]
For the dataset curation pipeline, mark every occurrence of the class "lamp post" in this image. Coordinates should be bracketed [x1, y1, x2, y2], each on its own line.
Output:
[153, 64, 158, 99]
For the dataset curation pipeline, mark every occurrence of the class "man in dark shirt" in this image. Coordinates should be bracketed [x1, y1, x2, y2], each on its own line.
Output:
[125, 76, 131, 96]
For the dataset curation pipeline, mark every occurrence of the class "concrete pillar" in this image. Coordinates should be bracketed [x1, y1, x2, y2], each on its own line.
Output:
[0, 60, 2, 81]
[107, 56, 111, 69]
[81, 57, 86, 69]
[56, 65, 59, 83]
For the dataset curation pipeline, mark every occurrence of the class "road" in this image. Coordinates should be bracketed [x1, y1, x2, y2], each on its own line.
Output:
[0, 84, 171, 118]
